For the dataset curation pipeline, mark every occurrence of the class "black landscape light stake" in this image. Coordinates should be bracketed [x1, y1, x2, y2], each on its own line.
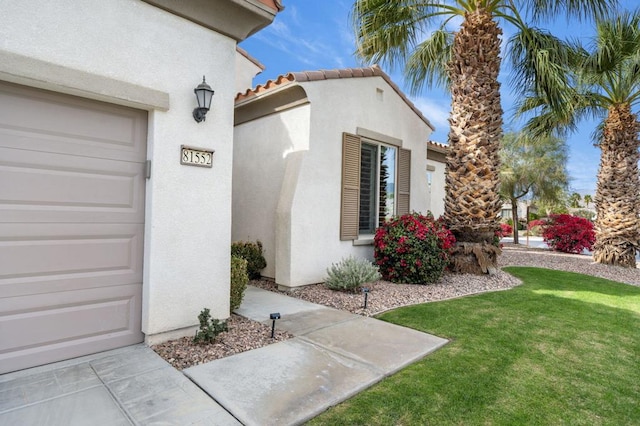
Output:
[270, 312, 281, 338]
[362, 287, 370, 309]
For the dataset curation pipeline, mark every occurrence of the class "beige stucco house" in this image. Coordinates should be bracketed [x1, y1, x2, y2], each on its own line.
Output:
[232, 66, 447, 288]
[0, 0, 281, 374]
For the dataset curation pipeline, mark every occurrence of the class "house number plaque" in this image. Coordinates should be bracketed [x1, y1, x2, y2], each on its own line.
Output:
[181, 145, 214, 168]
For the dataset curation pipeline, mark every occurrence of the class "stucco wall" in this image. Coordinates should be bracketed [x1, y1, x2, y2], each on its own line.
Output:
[0, 0, 238, 341]
[232, 104, 311, 280]
[427, 158, 446, 218]
[286, 77, 432, 286]
[233, 76, 434, 288]
[235, 51, 263, 95]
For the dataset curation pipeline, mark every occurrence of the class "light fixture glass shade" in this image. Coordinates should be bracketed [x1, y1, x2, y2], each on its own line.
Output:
[193, 76, 215, 122]
[194, 76, 214, 110]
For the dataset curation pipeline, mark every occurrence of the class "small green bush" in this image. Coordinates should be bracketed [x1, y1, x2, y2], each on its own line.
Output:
[193, 308, 228, 344]
[573, 209, 596, 221]
[324, 256, 381, 292]
[230, 256, 249, 311]
[231, 240, 267, 279]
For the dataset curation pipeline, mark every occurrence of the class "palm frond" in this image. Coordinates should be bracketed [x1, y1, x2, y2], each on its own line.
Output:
[352, 0, 459, 70]
[518, 0, 618, 23]
[508, 26, 573, 110]
[405, 28, 453, 93]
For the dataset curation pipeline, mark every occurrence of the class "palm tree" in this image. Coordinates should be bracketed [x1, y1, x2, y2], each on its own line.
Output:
[569, 192, 582, 208]
[352, 0, 615, 274]
[520, 10, 640, 268]
[500, 132, 569, 244]
[584, 194, 593, 208]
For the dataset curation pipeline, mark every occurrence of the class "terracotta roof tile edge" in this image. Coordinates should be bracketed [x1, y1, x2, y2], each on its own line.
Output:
[235, 73, 296, 102]
[256, 0, 284, 12]
[428, 140, 449, 152]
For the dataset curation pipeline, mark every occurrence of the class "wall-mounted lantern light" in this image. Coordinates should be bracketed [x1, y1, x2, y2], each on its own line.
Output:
[193, 76, 214, 123]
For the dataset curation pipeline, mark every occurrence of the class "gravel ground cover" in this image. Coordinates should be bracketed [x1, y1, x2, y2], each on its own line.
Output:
[153, 246, 639, 369]
[152, 314, 292, 370]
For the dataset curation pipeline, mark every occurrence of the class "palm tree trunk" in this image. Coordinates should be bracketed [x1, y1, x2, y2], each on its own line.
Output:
[593, 104, 640, 267]
[444, 10, 503, 274]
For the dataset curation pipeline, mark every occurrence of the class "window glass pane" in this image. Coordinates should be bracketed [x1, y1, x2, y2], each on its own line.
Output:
[379, 146, 396, 225]
[359, 143, 377, 234]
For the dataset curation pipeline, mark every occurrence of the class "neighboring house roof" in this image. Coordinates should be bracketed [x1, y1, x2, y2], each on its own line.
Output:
[235, 65, 435, 130]
[428, 141, 449, 154]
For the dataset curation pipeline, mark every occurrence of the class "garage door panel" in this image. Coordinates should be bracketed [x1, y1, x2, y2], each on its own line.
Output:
[0, 224, 143, 298]
[0, 284, 142, 374]
[0, 147, 145, 223]
[0, 82, 146, 162]
[0, 82, 146, 373]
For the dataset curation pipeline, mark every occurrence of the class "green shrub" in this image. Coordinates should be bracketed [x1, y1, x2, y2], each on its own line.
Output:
[324, 256, 381, 292]
[193, 308, 228, 344]
[231, 240, 266, 279]
[374, 212, 455, 284]
[573, 209, 596, 221]
[230, 256, 249, 311]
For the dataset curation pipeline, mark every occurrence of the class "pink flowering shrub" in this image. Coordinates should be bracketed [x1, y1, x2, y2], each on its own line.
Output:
[497, 223, 513, 238]
[374, 212, 455, 284]
[527, 218, 549, 236]
[542, 214, 595, 254]
[528, 219, 548, 229]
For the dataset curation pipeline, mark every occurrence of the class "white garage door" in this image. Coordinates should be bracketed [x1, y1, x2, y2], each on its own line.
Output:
[0, 82, 147, 374]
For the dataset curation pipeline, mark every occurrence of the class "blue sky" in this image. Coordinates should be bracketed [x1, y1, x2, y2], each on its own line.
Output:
[240, 1, 638, 196]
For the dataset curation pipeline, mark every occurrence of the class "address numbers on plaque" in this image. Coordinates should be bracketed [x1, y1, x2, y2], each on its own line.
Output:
[181, 145, 214, 168]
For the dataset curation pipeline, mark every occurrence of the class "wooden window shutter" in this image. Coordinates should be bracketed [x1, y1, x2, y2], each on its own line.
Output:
[397, 148, 411, 216]
[340, 132, 361, 240]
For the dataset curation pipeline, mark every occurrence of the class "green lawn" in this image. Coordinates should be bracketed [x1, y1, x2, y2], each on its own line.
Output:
[310, 267, 640, 425]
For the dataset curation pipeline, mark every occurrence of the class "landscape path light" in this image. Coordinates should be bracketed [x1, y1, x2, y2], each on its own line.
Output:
[269, 312, 281, 338]
[362, 287, 370, 309]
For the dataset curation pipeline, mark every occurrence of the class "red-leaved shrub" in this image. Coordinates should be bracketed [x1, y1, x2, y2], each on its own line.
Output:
[527, 218, 549, 236]
[374, 212, 455, 284]
[498, 223, 513, 238]
[528, 219, 548, 229]
[542, 214, 595, 254]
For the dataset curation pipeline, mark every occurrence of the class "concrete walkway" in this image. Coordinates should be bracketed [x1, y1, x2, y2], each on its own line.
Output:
[0, 344, 239, 425]
[184, 286, 448, 425]
[0, 286, 448, 425]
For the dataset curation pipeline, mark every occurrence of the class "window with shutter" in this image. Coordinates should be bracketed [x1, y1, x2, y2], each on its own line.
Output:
[340, 132, 411, 240]
[340, 133, 361, 240]
[397, 148, 411, 216]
